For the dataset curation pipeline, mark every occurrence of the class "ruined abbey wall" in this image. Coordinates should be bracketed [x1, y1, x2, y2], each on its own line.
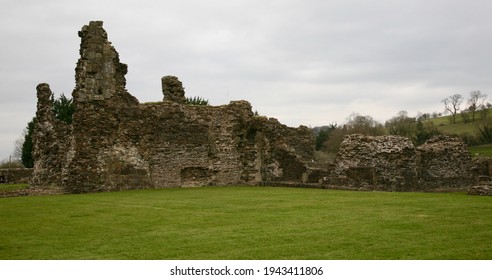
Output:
[31, 21, 314, 193]
[332, 135, 419, 191]
[31, 21, 482, 194]
[329, 134, 475, 191]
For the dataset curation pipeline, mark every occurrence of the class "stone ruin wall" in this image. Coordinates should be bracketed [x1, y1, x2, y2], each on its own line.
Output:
[30, 21, 488, 194]
[323, 134, 476, 191]
[331, 134, 419, 191]
[31, 21, 314, 193]
[418, 136, 475, 189]
[0, 168, 33, 184]
[30, 83, 71, 187]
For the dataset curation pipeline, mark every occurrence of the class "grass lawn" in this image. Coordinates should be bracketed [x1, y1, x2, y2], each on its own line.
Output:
[0, 186, 490, 260]
[469, 144, 492, 157]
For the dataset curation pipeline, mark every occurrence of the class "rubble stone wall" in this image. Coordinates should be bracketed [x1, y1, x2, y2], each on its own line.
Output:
[31, 21, 314, 193]
[30, 21, 480, 194]
[417, 136, 475, 189]
[333, 135, 419, 191]
[0, 168, 33, 184]
[332, 134, 475, 191]
[31, 83, 71, 188]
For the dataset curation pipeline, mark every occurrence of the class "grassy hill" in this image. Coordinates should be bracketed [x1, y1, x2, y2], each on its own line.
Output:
[425, 109, 492, 136]
[313, 109, 492, 160]
[421, 108, 492, 155]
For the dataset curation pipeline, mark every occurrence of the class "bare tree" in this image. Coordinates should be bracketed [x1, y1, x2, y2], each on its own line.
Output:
[479, 104, 490, 120]
[442, 94, 463, 123]
[468, 90, 487, 121]
[345, 113, 385, 136]
[385, 110, 416, 138]
[12, 135, 24, 160]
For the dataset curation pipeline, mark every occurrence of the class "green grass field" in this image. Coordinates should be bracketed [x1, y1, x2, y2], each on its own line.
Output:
[0, 186, 490, 260]
[469, 144, 492, 157]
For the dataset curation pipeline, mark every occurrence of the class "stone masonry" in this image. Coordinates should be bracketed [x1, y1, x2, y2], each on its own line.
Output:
[31, 21, 314, 193]
[0, 168, 33, 184]
[329, 134, 475, 191]
[31, 21, 481, 194]
[417, 135, 475, 189]
[332, 134, 418, 191]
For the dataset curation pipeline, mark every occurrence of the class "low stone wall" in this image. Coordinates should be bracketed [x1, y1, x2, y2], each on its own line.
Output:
[468, 185, 492, 196]
[0, 168, 33, 184]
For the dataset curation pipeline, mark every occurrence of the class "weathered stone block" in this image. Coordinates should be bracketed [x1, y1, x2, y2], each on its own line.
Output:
[161, 75, 186, 103]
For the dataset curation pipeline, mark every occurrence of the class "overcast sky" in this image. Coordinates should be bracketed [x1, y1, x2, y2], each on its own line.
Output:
[1, 0, 492, 162]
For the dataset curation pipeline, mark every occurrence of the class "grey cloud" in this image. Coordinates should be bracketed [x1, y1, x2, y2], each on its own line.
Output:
[1, 0, 492, 160]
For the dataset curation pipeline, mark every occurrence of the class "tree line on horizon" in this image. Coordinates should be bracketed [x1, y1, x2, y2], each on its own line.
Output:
[314, 90, 492, 162]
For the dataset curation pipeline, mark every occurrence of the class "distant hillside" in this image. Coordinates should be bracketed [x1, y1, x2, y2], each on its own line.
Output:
[423, 108, 492, 145]
[312, 108, 492, 159]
